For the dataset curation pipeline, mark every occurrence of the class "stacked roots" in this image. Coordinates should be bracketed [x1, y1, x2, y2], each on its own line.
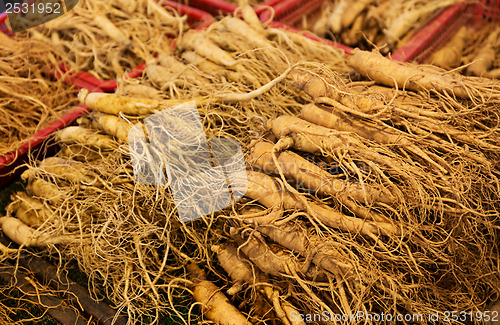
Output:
[2, 8, 500, 325]
[31, 0, 187, 79]
[427, 23, 500, 78]
[2, 12, 351, 323]
[216, 70, 500, 323]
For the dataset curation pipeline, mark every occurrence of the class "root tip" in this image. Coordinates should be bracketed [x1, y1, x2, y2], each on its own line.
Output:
[78, 89, 90, 105]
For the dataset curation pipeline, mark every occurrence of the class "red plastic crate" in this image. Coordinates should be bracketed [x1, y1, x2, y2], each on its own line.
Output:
[0, 12, 13, 36]
[58, 61, 148, 93]
[391, 3, 470, 63]
[474, 0, 500, 24]
[173, 0, 238, 16]
[171, 0, 280, 16]
[391, 0, 500, 63]
[254, 0, 282, 16]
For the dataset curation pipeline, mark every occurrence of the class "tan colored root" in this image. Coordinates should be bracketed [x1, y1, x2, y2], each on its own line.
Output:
[58, 144, 102, 162]
[37, 157, 97, 184]
[187, 263, 252, 325]
[260, 286, 305, 325]
[177, 30, 237, 67]
[219, 65, 297, 103]
[87, 112, 133, 142]
[181, 51, 247, 84]
[217, 17, 271, 49]
[250, 141, 393, 207]
[267, 114, 429, 181]
[229, 227, 289, 277]
[6, 192, 53, 227]
[255, 222, 356, 279]
[245, 171, 402, 237]
[239, 2, 265, 32]
[78, 89, 162, 115]
[31, 0, 184, 79]
[299, 102, 452, 174]
[341, 0, 371, 29]
[116, 83, 161, 100]
[0, 36, 78, 155]
[466, 26, 500, 76]
[287, 71, 341, 100]
[347, 49, 500, 101]
[0, 216, 79, 247]
[229, 227, 326, 280]
[92, 15, 130, 45]
[25, 177, 66, 204]
[56, 124, 118, 150]
[428, 26, 467, 70]
[152, 55, 210, 89]
[211, 243, 254, 295]
[212, 239, 305, 324]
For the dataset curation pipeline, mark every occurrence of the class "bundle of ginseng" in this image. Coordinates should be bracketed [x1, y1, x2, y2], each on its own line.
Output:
[4, 70, 499, 323]
[425, 24, 500, 77]
[113, 49, 500, 322]
[208, 64, 500, 324]
[309, 0, 461, 52]
[0, 8, 351, 320]
[462, 24, 500, 78]
[2, 99, 232, 323]
[347, 49, 500, 104]
[124, 10, 352, 126]
[30, 0, 187, 80]
[0, 34, 78, 156]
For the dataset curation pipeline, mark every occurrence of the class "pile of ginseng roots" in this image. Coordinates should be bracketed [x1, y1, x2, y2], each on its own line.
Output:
[30, 0, 187, 80]
[3, 11, 500, 325]
[426, 23, 500, 79]
[1, 11, 350, 324]
[309, 0, 462, 52]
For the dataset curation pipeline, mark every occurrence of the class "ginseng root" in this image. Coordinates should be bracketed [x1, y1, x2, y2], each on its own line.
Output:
[211, 243, 255, 295]
[6, 192, 53, 227]
[245, 171, 402, 237]
[56, 126, 118, 150]
[347, 49, 500, 100]
[250, 141, 394, 208]
[187, 263, 252, 325]
[0, 216, 77, 247]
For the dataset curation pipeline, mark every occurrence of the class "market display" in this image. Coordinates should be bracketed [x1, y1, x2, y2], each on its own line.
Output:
[427, 23, 500, 78]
